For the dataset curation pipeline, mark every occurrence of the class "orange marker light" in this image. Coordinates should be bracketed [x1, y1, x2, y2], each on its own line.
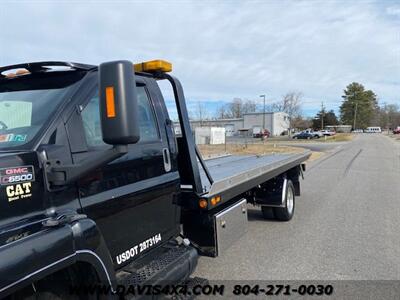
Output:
[134, 60, 172, 73]
[199, 199, 208, 209]
[105, 86, 116, 118]
[210, 195, 221, 206]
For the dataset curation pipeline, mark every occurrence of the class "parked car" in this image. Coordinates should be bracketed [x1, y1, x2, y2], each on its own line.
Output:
[313, 131, 324, 138]
[320, 129, 336, 136]
[365, 127, 382, 133]
[253, 127, 270, 138]
[352, 129, 364, 133]
[393, 127, 400, 134]
[293, 132, 316, 139]
[303, 129, 322, 138]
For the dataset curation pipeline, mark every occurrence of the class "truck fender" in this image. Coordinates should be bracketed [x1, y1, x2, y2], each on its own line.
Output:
[0, 217, 116, 298]
[71, 218, 116, 290]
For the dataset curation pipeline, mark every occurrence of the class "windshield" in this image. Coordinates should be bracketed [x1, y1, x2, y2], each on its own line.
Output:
[0, 72, 85, 150]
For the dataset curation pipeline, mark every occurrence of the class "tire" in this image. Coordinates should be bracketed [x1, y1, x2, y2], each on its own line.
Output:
[273, 180, 295, 221]
[10, 264, 102, 300]
[34, 291, 65, 300]
[9, 285, 75, 300]
[261, 206, 273, 219]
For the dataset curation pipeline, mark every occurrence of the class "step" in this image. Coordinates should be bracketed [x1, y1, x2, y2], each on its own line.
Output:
[116, 242, 198, 289]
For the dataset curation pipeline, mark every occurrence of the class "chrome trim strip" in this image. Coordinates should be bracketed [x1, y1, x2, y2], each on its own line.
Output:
[281, 178, 287, 205]
[81, 172, 179, 207]
[0, 253, 76, 293]
[0, 250, 116, 294]
[180, 184, 193, 189]
[76, 249, 115, 292]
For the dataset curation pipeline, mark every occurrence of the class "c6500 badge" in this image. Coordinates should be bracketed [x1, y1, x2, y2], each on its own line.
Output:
[0, 166, 35, 185]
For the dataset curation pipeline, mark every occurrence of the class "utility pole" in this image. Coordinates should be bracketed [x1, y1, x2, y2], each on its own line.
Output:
[350, 91, 358, 130]
[321, 101, 325, 130]
[260, 94, 266, 130]
[353, 102, 358, 130]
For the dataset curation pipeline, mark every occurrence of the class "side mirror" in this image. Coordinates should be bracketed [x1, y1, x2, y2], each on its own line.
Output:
[99, 60, 140, 145]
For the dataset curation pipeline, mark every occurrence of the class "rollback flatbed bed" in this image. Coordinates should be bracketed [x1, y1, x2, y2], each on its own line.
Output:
[200, 152, 310, 198]
[182, 150, 309, 257]
[0, 59, 309, 299]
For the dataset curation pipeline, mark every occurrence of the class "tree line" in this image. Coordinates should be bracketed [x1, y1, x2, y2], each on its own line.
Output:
[192, 82, 399, 130]
[213, 92, 303, 131]
[318, 82, 400, 130]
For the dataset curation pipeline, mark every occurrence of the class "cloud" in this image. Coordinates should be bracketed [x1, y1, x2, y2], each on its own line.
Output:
[0, 0, 399, 117]
[386, 5, 400, 16]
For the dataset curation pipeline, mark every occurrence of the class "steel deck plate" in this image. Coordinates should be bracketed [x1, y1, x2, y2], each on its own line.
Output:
[199, 151, 310, 197]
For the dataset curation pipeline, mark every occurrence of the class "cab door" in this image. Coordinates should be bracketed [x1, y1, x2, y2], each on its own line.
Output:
[67, 79, 180, 268]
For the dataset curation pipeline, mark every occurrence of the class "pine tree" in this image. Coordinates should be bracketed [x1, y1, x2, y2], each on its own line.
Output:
[312, 109, 338, 129]
[340, 83, 377, 129]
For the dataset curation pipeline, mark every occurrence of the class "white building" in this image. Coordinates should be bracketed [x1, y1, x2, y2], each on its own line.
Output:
[195, 127, 226, 144]
[181, 118, 243, 137]
[243, 112, 290, 136]
[174, 112, 290, 136]
[325, 125, 352, 133]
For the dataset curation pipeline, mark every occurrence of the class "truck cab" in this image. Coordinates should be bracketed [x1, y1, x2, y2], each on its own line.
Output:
[0, 61, 200, 299]
[0, 60, 309, 299]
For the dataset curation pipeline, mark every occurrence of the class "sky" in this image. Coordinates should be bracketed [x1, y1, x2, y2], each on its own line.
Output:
[0, 0, 399, 120]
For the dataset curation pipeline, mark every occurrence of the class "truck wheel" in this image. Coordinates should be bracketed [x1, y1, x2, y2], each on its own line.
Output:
[10, 263, 103, 300]
[9, 284, 77, 300]
[261, 206, 273, 219]
[273, 180, 295, 221]
[30, 291, 65, 300]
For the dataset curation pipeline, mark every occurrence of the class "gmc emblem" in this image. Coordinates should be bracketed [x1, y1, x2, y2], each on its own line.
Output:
[0, 165, 35, 185]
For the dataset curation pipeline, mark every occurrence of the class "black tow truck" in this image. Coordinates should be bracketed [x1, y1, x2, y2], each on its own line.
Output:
[0, 60, 310, 299]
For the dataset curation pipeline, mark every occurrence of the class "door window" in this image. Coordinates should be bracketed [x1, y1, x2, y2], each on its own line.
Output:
[81, 86, 159, 147]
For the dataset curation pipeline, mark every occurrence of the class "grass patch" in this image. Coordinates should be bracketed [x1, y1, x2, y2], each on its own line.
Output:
[387, 134, 400, 142]
[307, 151, 324, 162]
[322, 133, 354, 142]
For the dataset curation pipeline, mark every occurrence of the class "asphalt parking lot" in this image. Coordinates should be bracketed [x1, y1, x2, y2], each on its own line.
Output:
[194, 134, 400, 280]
